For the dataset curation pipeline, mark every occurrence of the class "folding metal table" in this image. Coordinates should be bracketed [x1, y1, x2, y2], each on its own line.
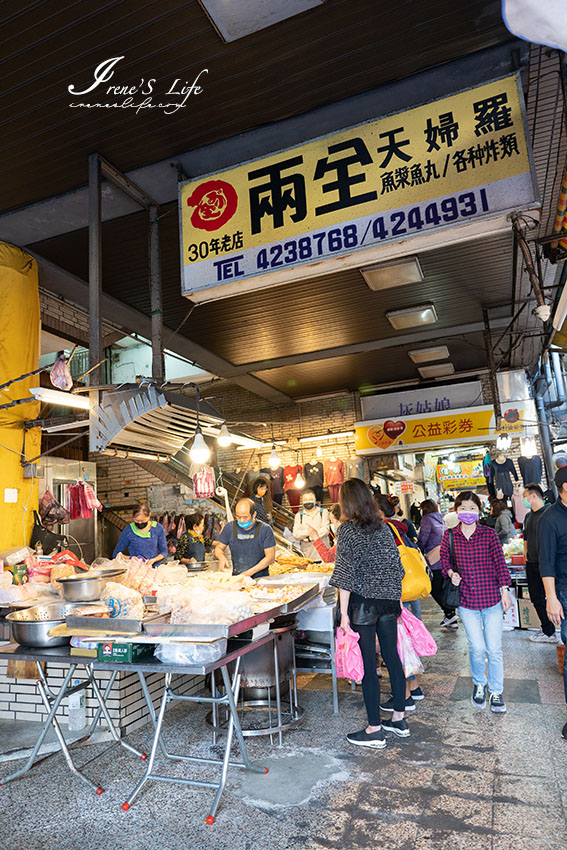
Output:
[0, 635, 275, 823]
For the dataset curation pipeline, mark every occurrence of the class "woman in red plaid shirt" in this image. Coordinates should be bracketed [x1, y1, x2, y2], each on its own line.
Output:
[440, 491, 513, 714]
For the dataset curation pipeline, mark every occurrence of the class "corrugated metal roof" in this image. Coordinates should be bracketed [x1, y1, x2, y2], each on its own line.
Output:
[0, 0, 512, 213]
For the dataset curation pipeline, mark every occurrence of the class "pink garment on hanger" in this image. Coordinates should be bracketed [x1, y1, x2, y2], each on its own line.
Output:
[193, 466, 215, 498]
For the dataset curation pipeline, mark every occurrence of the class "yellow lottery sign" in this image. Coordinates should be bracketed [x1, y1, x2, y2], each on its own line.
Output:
[179, 75, 535, 301]
[355, 403, 529, 455]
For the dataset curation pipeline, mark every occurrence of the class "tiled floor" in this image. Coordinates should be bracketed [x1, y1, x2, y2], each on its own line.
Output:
[0, 600, 566, 850]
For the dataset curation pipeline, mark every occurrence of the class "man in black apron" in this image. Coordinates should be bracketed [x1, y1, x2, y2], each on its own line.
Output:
[214, 498, 276, 578]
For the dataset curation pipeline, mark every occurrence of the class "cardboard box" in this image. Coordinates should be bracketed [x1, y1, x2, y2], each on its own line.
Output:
[97, 642, 153, 663]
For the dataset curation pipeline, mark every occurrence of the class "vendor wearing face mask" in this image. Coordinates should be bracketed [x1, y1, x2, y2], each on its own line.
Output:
[113, 502, 168, 566]
[213, 498, 276, 578]
[292, 489, 330, 561]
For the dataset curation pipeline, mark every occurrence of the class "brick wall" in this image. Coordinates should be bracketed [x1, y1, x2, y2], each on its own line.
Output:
[96, 456, 168, 508]
[40, 288, 122, 346]
[0, 655, 202, 732]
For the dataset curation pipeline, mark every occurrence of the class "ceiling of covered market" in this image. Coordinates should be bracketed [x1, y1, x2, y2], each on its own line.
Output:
[1, 0, 555, 404]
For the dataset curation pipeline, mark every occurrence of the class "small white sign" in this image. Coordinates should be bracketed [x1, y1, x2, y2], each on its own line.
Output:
[4, 488, 18, 503]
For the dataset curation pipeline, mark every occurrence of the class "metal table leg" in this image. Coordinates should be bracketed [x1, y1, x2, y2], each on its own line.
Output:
[329, 628, 339, 714]
[272, 636, 283, 747]
[0, 663, 102, 794]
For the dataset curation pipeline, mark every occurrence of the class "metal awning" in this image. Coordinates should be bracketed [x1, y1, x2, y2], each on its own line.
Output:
[88, 383, 224, 455]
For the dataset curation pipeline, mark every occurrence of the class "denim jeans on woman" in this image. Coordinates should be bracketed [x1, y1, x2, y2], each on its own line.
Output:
[458, 602, 504, 693]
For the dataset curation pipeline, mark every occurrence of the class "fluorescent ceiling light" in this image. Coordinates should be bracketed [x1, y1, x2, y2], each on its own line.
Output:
[198, 0, 325, 42]
[418, 363, 455, 379]
[29, 387, 90, 410]
[236, 440, 286, 451]
[361, 257, 423, 292]
[409, 346, 450, 364]
[386, 304, 438, 330]
[43, 420, 89, 434]
[299, 430, 355, 443]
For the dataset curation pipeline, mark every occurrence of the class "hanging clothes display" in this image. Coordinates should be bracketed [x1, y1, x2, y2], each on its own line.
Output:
[269, 467, 285, 505]
[489, 458, 518, 497]
[304, 461, 324, 502]
[283, 464, 302, 513]
[324, 458, 344, 503]
[65, 481, 102, 520]
[518, 455, 543, 486]
[344, 456, 367, 481]
[193, 465, 215, 498]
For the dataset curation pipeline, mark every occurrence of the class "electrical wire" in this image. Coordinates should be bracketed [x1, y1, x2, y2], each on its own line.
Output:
[66, 534, 84, 562]
[21, 478, 35, 547]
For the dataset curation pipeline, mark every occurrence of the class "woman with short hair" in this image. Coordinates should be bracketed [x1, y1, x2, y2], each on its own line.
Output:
[417, 499, 455, 628]
[175, 512, 206, 563]
[330, 478, 407, 748]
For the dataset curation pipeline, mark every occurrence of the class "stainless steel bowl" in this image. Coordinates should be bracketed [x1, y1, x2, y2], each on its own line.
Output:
[7, 603, 77, 647]
[58, 569, 125, 602]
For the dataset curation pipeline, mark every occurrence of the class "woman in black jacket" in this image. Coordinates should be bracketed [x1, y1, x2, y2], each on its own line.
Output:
[330, 478, 408, 748]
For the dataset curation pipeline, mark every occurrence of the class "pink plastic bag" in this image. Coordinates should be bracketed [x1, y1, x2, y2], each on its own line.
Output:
[50, 354, 73, 391]
[335, 625, 364, 681]
[397, 621, 424, 678]
[399, 608, 437, 656]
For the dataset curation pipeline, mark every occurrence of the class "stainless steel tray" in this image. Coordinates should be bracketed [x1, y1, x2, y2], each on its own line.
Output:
[143, 606, 283, 641]
[65, 608, 164, 633]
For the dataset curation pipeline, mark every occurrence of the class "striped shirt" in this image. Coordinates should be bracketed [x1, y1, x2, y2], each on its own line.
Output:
[330, 520, 404, 600]
[440, 523, 511, 610]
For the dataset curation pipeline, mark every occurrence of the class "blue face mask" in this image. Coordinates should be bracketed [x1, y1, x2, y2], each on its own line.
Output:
[237, 519, 254, 530]
[522, 497, 531, 509]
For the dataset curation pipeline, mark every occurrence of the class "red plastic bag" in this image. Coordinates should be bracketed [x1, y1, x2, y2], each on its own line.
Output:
[335, 625, 364, 681]
[399, 608, 437, 657]
[39, 489, 70, 528]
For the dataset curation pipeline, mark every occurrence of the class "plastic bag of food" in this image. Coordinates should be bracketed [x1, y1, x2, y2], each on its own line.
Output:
[25, 556, 54, 584]
[100, 582, 144, 620]
[154, 563, 188, 586]
[51, 563, 76, 594]
[123, 558, 155, 595]
[49, 353, 73, 391]
[155, 584, 193, 614]
[170, 589, 253, 626]
[154, 639, 227, 666]
[0, 546, 34, 567]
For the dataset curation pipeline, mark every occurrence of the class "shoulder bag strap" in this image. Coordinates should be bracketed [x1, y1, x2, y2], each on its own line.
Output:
[385, 520, 403, 546]
[449, 528, 459, 574]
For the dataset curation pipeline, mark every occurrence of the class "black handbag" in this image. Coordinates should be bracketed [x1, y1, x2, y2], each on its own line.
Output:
[30, 511, 68, 555]
[442, 529, 461, 609]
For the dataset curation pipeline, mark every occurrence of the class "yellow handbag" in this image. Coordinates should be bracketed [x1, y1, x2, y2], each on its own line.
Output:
[386, 522, 432, 602]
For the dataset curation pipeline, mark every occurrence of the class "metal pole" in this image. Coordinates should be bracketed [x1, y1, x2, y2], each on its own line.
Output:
[149, 205, 165, 382]
[512, 218, 546, 308]
[88, 154, 103, 385]
[536, 394, 556, 495]
[482, 307, 502, 425]
[552, 350, 567, 405]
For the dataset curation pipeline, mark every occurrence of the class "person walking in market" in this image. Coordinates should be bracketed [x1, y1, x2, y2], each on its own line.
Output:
[305, 503, 341, 562]
[522, 483, 557, 644]
[440, 491, 513, 714]
[330, 478, 408, 748]
[417, 499, 458, 630]
[536, 467, 567, 739]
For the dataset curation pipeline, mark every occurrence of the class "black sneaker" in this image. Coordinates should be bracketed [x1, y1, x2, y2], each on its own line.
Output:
[382, 718, 410, 738]
[346, 728, 386, 749]
[410, 687, 424, 701]
[441, 614, 458, 629]
[561, 722, 567, 740]
[472, 684, 486, 709]
[489, 692, 507, 714]
[380, 695, 415, 712]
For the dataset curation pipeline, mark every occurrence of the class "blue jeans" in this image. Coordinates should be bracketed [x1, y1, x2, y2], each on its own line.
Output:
[458, 602, 504, 694]
[403, 600, 422, 620]
[558, 589, 567, 704]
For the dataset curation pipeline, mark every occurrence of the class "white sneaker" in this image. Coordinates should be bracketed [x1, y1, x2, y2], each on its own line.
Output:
[528, 630, 558, 643]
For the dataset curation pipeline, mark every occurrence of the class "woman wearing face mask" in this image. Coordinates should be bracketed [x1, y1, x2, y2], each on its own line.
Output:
[440, 491, 513, 714]
[175, 512, 206, 563]
[113, 502, 168, 566]
[292, 490, 330, 561]
[305, 504, 341, 562]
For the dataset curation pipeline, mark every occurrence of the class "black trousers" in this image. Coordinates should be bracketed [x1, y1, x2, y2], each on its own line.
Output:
[525, 561, 556, 636]
[352, 614, 406, 725]
[430, 569, 455, 618]
[272, 493, 283, 505]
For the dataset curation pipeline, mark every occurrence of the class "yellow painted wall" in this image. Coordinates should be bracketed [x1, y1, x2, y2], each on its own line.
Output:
[0, 243, 41, 551]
